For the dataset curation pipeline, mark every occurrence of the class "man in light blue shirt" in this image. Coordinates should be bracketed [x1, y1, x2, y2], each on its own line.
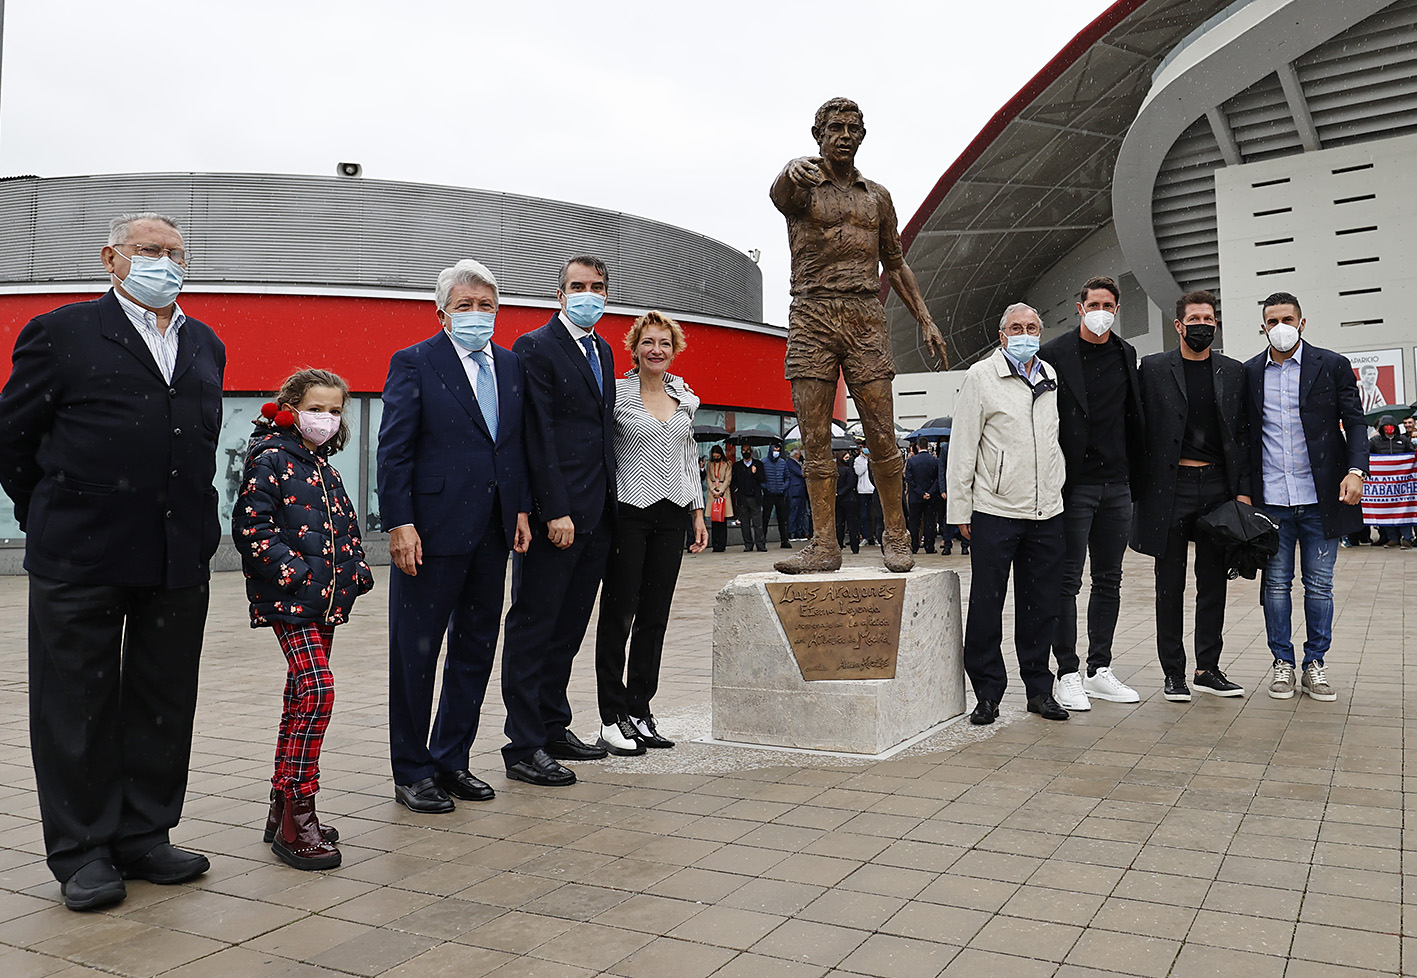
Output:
[1243, 292, 1367, 703]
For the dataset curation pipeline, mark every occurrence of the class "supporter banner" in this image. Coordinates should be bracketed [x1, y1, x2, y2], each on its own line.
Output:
[1362, 453, 1417, 525]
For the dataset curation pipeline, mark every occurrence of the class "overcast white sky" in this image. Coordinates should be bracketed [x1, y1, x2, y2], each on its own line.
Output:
[0, 0, 1112, 325]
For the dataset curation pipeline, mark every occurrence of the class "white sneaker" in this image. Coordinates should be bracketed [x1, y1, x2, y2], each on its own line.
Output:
[1055, 672, 1091, 711]
[596, 719, 645, 757]
[1083, 667, 1140, 703]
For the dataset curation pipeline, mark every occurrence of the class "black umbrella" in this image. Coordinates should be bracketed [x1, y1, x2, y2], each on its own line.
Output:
[727, 428, 779, 446]
[830, 436, 855, 451]
[923, 416, 952, 430]
[1197, 500, 1280, 580]
[693, 424, 730, 443]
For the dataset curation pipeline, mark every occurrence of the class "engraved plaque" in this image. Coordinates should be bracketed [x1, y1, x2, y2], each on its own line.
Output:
[765, 579, 905, 681]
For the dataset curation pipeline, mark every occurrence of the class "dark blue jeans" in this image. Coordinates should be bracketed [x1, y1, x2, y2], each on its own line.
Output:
[1054, 482, 1132, 677]
[1260, 504, 1336, 667]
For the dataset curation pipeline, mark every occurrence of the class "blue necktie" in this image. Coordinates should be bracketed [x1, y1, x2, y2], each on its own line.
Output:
[472, 350, 498, 439]
[579, 335, 603, 394]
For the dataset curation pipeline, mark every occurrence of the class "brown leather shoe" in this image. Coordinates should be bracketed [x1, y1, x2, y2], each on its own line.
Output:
[272, 794, 342, 871]
[264, 788, 338, 843]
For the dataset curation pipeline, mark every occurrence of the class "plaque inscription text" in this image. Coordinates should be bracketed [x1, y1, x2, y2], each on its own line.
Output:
[765, 579, 906, 681]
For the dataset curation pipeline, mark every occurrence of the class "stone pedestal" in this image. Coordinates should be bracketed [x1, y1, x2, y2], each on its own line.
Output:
[712, 567, 965, 755]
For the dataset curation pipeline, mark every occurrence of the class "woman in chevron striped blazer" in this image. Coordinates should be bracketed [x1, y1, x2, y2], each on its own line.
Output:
[593, 311, 708, 757]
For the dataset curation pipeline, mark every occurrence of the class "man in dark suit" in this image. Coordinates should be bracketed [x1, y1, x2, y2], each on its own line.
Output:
[905, 441, 939, 553]
[0, 213, 224, 910]
[378, 259, 531, 813]
[1039, 275, 1148, 712]
[732, 446, 765, 551]
[1133, 291, 1251, 702]
[1244, 291, 1367, 702]
[500, 256, 617, 786]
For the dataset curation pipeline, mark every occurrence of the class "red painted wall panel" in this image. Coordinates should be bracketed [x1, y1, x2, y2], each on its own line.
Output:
[0, 292, 819, 415]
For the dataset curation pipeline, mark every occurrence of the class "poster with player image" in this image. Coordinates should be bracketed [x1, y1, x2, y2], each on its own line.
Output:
[1347, 348, 1404, 414]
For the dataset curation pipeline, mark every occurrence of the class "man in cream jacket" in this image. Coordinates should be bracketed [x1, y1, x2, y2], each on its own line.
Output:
[947, 303, 1069, 725]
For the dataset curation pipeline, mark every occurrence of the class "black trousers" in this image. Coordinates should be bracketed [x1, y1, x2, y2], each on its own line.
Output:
[907, 494, 938, 552]
[28, 574, 208, 882]
[1155, 466, 1231, 677]
[859, 491, 883, 544]
[710, 519, 728, 552]
[761, 491, 790, 545]
[596, 499, 688, 723]
[737, 495, 762, 550]
[501, 509, 612, 766]
[388, 511, 507, 784]
[836, 489, 860, 551]
[963, 511, 1064, 703]
[1055, 481, 1132, 677]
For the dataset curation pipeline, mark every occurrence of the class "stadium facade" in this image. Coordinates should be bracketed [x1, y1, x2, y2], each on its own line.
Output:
[884, 0, 1417, 427]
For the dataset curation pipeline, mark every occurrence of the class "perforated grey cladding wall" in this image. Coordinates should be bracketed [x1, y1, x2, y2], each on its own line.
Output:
[0, 173, 764, 323]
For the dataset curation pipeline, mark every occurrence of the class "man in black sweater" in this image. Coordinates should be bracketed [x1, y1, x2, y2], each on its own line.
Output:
[1039, 275, 1147, 712]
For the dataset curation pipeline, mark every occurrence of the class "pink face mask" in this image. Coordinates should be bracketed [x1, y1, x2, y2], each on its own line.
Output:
[296, 410, 340, 447]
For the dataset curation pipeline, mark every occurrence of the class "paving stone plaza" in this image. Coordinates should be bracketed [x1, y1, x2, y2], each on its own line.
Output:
[0, 544, 1412, 978]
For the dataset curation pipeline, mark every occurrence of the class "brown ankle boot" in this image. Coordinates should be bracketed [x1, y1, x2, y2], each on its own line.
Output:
[272, 794, 341, 870]
[264, 788, 339, 843]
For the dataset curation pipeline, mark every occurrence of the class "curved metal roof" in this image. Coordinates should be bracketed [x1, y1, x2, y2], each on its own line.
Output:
[0, 172, 765, 325]
[886, 0, 1235, 371]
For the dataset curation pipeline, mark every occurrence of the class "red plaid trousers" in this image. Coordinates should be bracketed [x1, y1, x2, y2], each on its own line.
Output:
[271, 621, 336, 798]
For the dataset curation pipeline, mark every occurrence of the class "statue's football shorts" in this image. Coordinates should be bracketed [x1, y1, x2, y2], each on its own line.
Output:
[784, 293, 896, 385]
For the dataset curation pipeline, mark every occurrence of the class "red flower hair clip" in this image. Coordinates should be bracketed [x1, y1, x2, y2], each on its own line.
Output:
[261, 402, 296, 427]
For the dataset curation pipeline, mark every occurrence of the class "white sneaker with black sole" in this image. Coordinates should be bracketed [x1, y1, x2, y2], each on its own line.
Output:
[597, 718, 646, 756]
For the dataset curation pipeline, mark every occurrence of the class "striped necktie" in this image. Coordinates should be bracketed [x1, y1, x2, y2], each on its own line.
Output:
[579, 335, 603, 393]
[472, 349, 498, 439]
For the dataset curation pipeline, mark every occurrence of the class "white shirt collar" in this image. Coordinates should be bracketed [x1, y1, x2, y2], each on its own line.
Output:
[559, 311, 595, 342]
[446, 328, 493, 359]
[115, 289, 186, 332]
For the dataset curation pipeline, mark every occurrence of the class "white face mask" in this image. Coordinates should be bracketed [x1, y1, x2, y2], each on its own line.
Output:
[1267, 323, 1300, 353]
[1082, 310, 1115, 336]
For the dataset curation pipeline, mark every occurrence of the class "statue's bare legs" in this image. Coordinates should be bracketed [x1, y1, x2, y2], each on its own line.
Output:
[853, 377, 914, 573]
[775, 379, 842, 574]
[774, 377, 913, 575]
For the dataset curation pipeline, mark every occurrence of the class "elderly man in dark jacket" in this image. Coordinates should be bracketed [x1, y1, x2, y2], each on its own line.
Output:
[0, 213, 224, 910]
[1132, 291, 1250, 702]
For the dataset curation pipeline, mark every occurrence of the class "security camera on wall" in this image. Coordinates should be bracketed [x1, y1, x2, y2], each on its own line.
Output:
[336, 162, 363, 178]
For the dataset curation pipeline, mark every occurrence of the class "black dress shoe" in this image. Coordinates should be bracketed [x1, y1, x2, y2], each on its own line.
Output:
[62, 860, 126, 911]
[1026, 694, 1070, 721]
[969, 699, 999, 725]
[435, 769, 495, 801]
[394, 777, 455, 813]
[506, 749, 577, 787]
[119, 843, 210, 884]
[630, 715, 675, 749]
[545, 729, 608, 760]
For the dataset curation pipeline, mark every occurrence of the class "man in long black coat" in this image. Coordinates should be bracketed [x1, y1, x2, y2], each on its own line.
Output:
[0, 213, 224, 910]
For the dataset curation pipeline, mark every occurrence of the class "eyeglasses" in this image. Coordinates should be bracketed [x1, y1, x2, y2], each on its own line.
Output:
[1002, 324, 1042, 336]
[116, 244, 189, 267]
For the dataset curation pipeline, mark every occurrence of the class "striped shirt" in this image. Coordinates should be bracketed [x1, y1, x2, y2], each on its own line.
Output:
[612, 372, 705, 511]
[115, 290, 185, 383]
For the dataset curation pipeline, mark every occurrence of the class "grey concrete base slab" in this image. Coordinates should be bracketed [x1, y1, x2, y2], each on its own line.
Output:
[712, 566, 965, 754]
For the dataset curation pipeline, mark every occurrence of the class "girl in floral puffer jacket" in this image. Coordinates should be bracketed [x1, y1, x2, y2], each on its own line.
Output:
[233, 368, 374, 873]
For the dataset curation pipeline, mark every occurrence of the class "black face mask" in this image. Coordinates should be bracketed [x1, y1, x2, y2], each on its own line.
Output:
[1183, 323, 1215, 353]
